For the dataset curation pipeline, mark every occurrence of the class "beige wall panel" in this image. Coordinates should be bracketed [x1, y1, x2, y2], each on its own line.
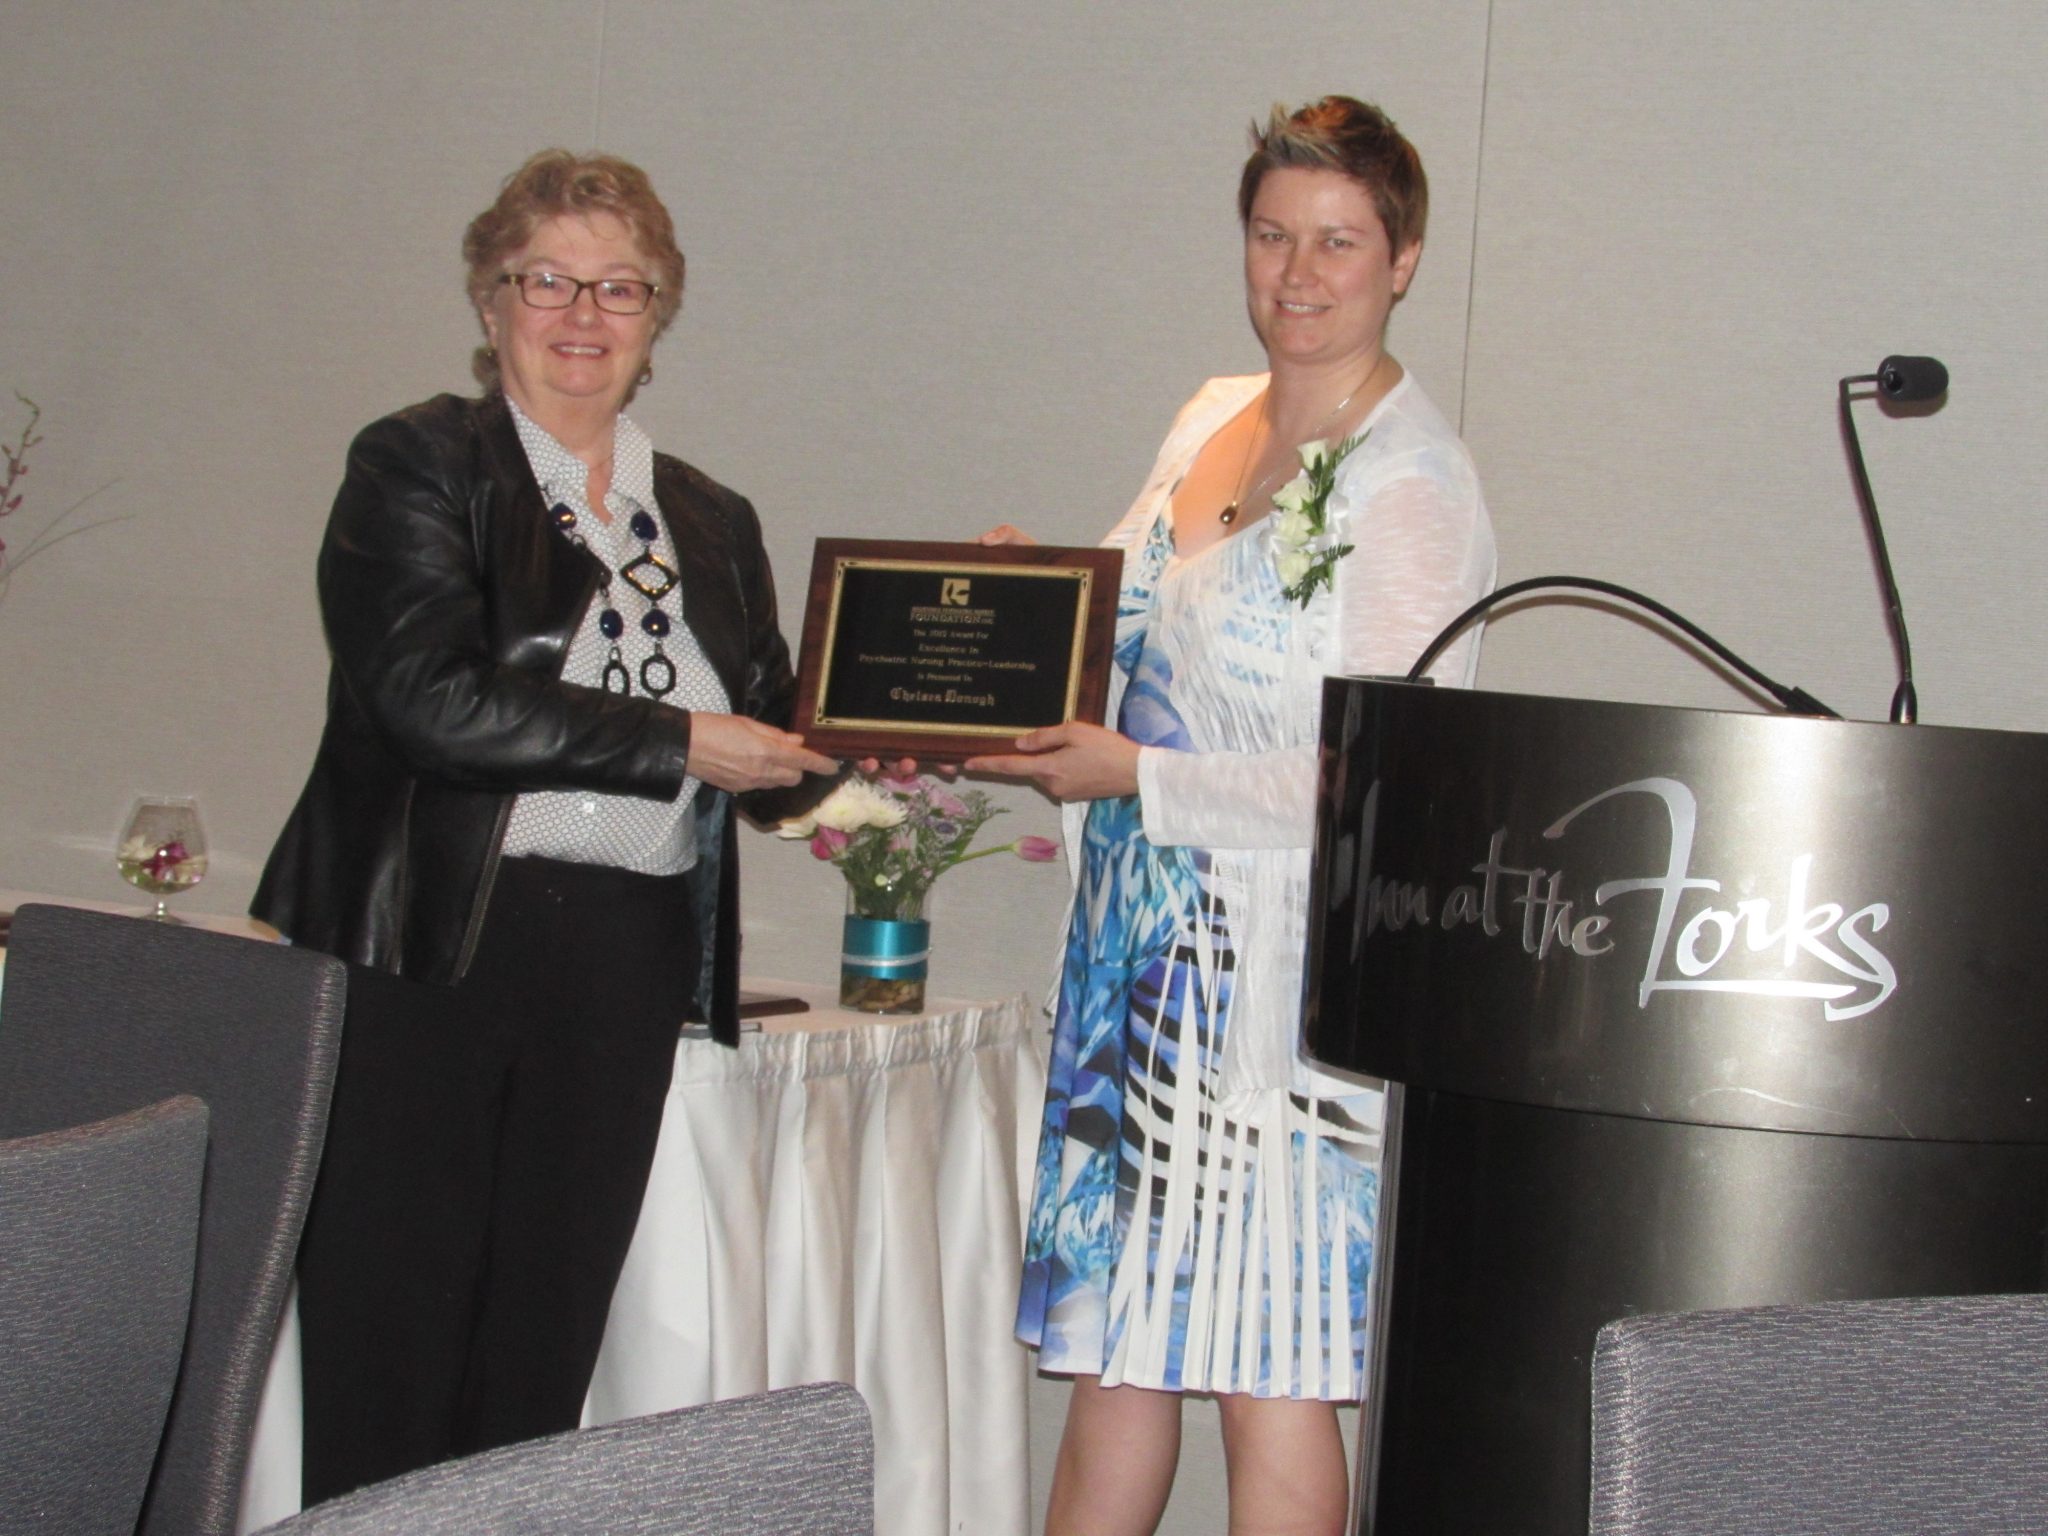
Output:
[2, 5, 1486, 1533]
[1463, 1, 2048, 731]
[0, 0, 1490, 973]
[593, 0, 1491, 1013]
[0, 1, 605, 899]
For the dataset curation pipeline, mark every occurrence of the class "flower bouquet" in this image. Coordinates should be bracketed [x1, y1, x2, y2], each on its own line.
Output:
[780, 774, 1057, 1012]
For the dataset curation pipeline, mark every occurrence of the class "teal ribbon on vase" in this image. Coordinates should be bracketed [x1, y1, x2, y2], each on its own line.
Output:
[841, 915, 930, 983]
[840, 901, 931, 1013]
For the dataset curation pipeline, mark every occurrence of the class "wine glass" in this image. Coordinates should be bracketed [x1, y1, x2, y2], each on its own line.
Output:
[115, 796, 209, 921]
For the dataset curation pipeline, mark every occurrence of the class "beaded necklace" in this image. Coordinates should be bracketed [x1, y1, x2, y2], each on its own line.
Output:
[547, 492, 680, 699]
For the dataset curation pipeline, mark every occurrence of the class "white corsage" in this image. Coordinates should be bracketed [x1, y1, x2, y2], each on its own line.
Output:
[1269, 431, 1364, 606]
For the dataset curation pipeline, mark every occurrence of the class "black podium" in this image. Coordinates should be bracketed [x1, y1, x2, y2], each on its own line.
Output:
[1302, 680, 2048, 1536]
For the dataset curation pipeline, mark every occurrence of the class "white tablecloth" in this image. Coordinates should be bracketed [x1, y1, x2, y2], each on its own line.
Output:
[238, 981, 1047, 1536]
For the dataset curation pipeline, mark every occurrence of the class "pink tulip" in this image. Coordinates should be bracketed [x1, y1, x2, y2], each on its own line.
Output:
[811, 828, 848, 859]
[1014, 836, 1059, 863]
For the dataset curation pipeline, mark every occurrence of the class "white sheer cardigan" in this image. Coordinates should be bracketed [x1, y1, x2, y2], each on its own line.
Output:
[1059, 371, 1497, 1102]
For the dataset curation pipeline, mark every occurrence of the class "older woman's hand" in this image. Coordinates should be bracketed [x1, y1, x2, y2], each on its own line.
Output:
[688, 714, 839, 793]
[964, 721, 1140, 802]
[977, 524, 1037, 546]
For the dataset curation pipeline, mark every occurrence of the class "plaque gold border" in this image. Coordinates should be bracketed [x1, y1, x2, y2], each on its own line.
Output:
[813, 558, 1093, 738]
[789, 539, 1121, 762]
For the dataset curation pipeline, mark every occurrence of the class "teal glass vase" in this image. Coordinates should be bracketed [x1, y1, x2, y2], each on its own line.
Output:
[840, 884, 930, 1013]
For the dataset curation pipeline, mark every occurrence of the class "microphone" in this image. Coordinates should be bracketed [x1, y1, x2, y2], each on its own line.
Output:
[1404, 575, 1839, 718]
[1839, 353, 1947, 723]
[1876, 355, 1949, 403]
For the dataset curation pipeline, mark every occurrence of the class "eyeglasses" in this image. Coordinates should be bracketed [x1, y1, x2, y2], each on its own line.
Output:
[499, 271, 658, 315]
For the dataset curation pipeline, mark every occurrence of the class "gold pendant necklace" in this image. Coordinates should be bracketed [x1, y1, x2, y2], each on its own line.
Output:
[1219, 355, 1388, 527]
[1218, 391, 1269, 528]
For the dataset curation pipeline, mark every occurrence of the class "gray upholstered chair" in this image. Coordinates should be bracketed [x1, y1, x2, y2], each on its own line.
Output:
[0, 903, 346, 1536]
[252, 1381, 874, 1535]
[1590, 1292, 2048, 1535]
[0, 1096, 209, 1536]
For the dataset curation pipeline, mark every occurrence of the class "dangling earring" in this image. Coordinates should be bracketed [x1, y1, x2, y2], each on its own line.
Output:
[638, 363, 654, 387]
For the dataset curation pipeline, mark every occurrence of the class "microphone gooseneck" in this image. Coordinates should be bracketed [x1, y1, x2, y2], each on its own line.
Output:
[1839, 354, 1946, 724]
[1404, 575, 1839, 718]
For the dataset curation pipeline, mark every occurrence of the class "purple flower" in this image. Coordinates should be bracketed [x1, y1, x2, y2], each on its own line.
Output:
[927, 787, 970, 818]
[1014, 836, 1059, 863]
[811, 828, 848, 860]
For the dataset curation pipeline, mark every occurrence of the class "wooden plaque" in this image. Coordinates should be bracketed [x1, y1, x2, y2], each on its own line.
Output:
[790, 539, 1121, 763]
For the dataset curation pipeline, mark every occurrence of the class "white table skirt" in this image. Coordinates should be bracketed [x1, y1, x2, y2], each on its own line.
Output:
[238, 982, 1047, 1536]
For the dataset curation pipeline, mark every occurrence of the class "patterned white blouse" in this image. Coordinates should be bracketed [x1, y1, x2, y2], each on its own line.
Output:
[501, 398, 730, 876]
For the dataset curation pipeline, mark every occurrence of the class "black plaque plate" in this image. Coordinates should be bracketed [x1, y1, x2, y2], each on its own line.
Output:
[790, 539, 1120, 762]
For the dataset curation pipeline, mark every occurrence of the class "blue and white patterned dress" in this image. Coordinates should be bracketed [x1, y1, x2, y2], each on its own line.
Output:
[1014, 373, 1495, 1401]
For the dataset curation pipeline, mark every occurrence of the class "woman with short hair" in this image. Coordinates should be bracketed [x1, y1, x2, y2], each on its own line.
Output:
[971, 97, 1496, 1534]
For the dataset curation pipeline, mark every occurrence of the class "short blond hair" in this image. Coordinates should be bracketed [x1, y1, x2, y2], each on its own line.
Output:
[1238, 97, 1427, 255]
[462, 150, 686, 389]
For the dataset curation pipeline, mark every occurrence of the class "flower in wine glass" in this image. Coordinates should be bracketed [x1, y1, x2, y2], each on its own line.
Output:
[116, 797, 208, 920]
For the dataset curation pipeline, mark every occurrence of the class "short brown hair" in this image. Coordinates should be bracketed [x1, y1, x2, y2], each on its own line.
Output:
[463, 150, 687, 389]
[1237, 97, 1428, 255]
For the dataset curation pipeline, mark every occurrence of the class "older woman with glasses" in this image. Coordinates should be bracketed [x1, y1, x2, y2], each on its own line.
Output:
[253, 149, 836, 1503]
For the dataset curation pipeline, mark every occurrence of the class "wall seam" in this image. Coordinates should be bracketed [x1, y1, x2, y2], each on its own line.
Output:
[592, 0, 611, 143]
[1456, 0, 1496, 435]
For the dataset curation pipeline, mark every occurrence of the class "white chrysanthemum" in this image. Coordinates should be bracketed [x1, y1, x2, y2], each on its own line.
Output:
[774, 814, 817, 839]
[812, 778, 908, 832]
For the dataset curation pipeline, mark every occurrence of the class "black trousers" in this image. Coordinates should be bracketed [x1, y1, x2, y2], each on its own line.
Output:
[296, 856, 697, 1505]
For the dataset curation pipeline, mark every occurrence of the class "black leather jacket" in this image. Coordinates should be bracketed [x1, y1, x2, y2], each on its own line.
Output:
[253, 393, 817, 1041]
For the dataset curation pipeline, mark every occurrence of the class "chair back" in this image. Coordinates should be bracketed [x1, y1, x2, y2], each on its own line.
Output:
[1591, 1291, 2048, 1535]
[253, 1380, 874, 1534]
[0, 1096, 209, 1536]
[0, 903, 346, 1536]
